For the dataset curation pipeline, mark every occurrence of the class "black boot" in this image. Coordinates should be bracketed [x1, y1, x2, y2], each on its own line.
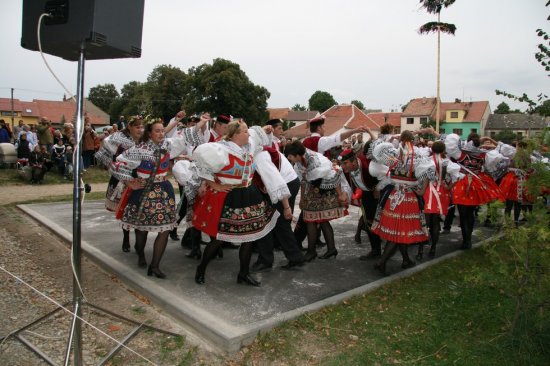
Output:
[122, 229, 130, 253]
[399, 245, 416, 269]
[416, 243, 424, 261]
[169, 227, 179, 241]
[374, 242, 398, 276]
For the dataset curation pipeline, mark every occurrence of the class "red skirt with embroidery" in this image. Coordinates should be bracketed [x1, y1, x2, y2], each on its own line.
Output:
[451, 172, 500, 206]
[371, 188, 428, 244]
[423, 183, 451, 215]
[499, 171, 534, 203]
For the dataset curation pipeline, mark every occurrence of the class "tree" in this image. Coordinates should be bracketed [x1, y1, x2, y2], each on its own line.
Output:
[183, 58, 270, 123]
[351, 100, 365, 110]
[494, 102, 512, 114]
[533, 99, 550, 117]
[418, 0, 457, 133]
[118, 81, 147, 117]
[292, 104, 307, 111]
[88, 83, 119, 115]
[308, 91, 337, 113]
[494, 129, 518, 144]
[496, 3, 549, 113]
[145, 64, 187, 122]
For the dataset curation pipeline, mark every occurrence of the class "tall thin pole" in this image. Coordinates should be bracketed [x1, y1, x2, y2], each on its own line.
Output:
[10, 88, 15, 130]
[435, 13, 441, 133]
[65, 42, 85, 366]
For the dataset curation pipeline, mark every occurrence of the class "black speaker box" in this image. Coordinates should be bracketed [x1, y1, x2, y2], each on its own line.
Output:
[21, 0, 144, 61]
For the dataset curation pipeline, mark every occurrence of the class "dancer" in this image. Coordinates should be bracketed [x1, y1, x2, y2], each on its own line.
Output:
[192, 120, 279, 286]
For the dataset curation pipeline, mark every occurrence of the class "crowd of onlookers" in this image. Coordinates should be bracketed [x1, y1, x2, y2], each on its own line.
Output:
[0, 115, 129, 184]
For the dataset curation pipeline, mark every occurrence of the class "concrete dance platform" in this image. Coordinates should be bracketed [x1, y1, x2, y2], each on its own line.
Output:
[19, 200, 488, 352]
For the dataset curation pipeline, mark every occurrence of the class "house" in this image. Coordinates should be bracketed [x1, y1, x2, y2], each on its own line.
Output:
[485, 113, 549, 139]
[0, 97, 110, 129]
[267, 108, 290, 121]
[284, 104, 378, 140]
[401, 97, 491, 139]
[284, 110, 319, 130]
[360, 112, 402, 134]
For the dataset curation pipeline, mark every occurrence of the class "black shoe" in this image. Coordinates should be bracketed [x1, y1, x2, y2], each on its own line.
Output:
[319, 249, 338, 259]
[441, 229, 451, 235]
[169, 228, 179, 241]
[250, 262, 272, 273]
[304, 251, 317, 262]
[195, 267, 205, 284]
[354, 233, 361, 244]
[147, 265, 166, 279]
[316, 240, 326, 248]
[359, 251, 381, 261]
[237, 273, 261, 287]
[281, 260, 305, 270]
[428, 249, 436, 258]
[137, 255, 147, 268]
[416, 252, 423, 261]
[460, 241, 472, 250]
[401, 260, 416, 269]
[186, 249, 202, 260]
[122, 240, 130, 253]
[374, 263, 388, 276]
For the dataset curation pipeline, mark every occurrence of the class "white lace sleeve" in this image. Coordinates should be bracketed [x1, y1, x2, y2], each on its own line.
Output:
[254, 151, 290, 204]
[167, 125, 205, 158]
[445, 160, 464, 183]
[484, 149, 506, 174]
[110, 147, 141, 181]
[192, 143, 228, 181]
[497, 142, 516, 159]
[444, 133, 462, 160]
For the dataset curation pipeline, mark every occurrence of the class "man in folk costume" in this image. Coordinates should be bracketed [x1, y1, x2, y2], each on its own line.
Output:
[247, 126, 305, 271]
[338, 145, 386, 260]
[265, 118, 285, 151]
[294, 115, 368, 246]
[209, 114, 231, 142]
[370, 130, 436, 275]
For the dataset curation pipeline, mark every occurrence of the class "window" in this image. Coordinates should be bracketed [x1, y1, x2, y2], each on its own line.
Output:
[406, 117, 414, 124]
[0, 111, 16, 116]
[419, 117, 428, 124]
[452, 128, 463, 135]
[450, 112, 459, 118]
[490, 131, 496, 138]
[517, 132, 523, 138]
[470, 128, 477, 133]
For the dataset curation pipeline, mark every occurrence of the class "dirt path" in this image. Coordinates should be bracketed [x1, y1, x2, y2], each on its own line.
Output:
[0, 182, 108, 205]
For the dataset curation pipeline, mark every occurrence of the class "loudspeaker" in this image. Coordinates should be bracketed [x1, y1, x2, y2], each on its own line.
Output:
[21, 0, 144, 61]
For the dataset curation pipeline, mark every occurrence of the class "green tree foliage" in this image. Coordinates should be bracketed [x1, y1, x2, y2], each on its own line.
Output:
[308, 91, 337, 113]
[145, 65, 187, 122]
[494, 129, 518, 143]
[533, 99, 550, 117]
[88, 83, 119, 116]
[350, 100, 365, 110]
[494, 102, 512, 114]
[119, 81, 147, 118]
[183, 58, 269, 124]
[292, 104, 307, 111]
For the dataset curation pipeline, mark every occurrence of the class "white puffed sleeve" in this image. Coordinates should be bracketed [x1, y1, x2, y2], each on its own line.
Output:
[414, 156, 436, 185]
[168, 125, 205, 158]
[110, 147, 142, 181]
[444, 160, 464, 183]
[372, 142, 398, 166]
[192, 143, 229, 181]
[172, 160, 193, 186]
[254, 151, 290, 204]
[497, 142, 516, 159]
[444, 133, 462, 160]
[484, 149, 506, 174]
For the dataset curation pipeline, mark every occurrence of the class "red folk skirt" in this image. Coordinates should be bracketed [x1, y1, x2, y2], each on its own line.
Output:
[499, 171, 534, 203]
[423, 182, 451, 215]
[451, 172, 500, 206]
[371, 185, 429, 245]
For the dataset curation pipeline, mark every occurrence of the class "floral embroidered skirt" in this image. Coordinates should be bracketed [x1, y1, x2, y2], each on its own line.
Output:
[452, 172, 500, 206]
[372, 185, 428, 244]
[193, 185, 279, 243]
[301, 184, 347, 223]
[120, 181, 177, 232]
[105, 175, 123, 212]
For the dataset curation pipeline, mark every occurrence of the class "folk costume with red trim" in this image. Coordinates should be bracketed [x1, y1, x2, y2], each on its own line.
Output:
[294, 149, 348, 223]
[191, 140, 279, 243]
[422, 154, 462, 215]
[370, 142, 435, 244]
[111, 126, 204, 232]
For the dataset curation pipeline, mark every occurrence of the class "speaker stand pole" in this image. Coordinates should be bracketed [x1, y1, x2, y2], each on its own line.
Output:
[64, 41, 86, 366]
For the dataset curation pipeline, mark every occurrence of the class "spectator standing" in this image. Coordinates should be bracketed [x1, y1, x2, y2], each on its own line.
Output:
[116, 115, 126, 130]
[29, 145, 47, 184]
[82, 118, 97, 169]
[0, 120, 11, 143]
[36, 116, 54, 153]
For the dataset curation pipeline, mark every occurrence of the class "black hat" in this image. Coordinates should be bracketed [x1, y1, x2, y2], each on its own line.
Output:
[216, 114, 231, 124]
[266, 118, 283, 127]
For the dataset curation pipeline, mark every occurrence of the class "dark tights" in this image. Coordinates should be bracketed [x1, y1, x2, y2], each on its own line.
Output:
[198, 239, 253, 276]
[134, 229, 170, 270]
[306, 221, 335, 255]
[457, 205, 476, 249]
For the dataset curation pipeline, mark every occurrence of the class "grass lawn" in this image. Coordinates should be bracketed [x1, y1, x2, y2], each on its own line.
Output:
[0, 165, 111, 185]
[243, 224, 550, 365]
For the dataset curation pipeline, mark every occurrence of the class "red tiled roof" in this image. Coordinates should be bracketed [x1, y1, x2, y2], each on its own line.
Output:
[267, 108, 290, 120]
[0, 98, 109, 125]
[286, 110, 319, 121]
[439, 101, 489, 122]
[361, 112, 402, 128]
[402, 97, 438, 117]
[284, 104, 379, 139]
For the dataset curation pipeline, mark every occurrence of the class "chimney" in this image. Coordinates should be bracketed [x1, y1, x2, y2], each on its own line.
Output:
[455, 98, 461, 103]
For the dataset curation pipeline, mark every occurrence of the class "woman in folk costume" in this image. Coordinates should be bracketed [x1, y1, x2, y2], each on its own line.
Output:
[285, 140, 349, 262]
[191, 120, 279, 286]
[444, 132, 510, 249]
[112, 116, 207, 278]
[370, 130, 436, 275]
[499, 140, 537, 225]
[417, 140, 463, 259]
[95, 116, 144, 253]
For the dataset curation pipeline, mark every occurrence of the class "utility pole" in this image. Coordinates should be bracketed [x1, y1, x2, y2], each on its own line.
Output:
[10, 88, 15, 130]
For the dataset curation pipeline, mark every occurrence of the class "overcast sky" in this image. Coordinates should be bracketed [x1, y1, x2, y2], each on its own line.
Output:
[1, 0, 548, 114]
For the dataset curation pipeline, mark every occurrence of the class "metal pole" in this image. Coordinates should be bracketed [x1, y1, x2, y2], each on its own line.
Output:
[435, 13, 441, 134]
[67, 42, 86, 366]
[10, 88, 15, 131]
